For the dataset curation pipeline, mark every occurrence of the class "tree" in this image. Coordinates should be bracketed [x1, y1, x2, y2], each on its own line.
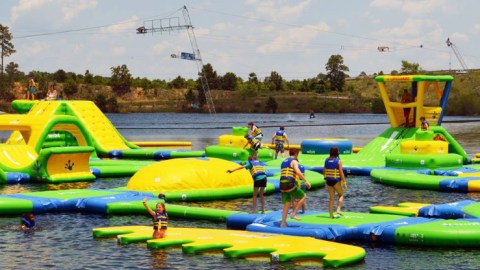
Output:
[400, 60, 422, 74]
[265, 96, 278, 113]
[110, 64, 132, 96]
[221, 72, 237, 91]
[54, 69, 67, 82]
[84, 70, 94, 84]
[200, 63, 219, 89]
[170, 75, 187, 89]
[325, 54, 349, 91]
[248, 72, 259, 84]
[265, 71, 283, 91]
[0, 24, 15, 74]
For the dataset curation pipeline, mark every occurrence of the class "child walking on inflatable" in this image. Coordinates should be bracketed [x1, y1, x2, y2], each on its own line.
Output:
[228, 155, 267, 214]
[143, 197, 168, 239]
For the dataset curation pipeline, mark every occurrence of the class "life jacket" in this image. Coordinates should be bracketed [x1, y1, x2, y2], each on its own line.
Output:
[251, 126, 262, 137]
[296, 164, 305, 185]
[248, 160, 266, 179]
[247, 136, 261, 149]
[153, 212, 168, 230]
[280, 157, 297, 191]
[21, 218, 35, 228]
[275, 130, 285, 142]
[324, 157, 340, 181]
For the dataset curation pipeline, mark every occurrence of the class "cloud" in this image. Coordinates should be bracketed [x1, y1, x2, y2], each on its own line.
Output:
[61, 0, 97, 22]
[100, 16, 139, 33]
[11, 0, 54, 21]
[256, 22, 330, 54]
[152, 41, 171, 55]
[112, 46, 126, 56]
[23, 41, 49, 57]
[370, 0, 454, 16]
[247, 0, 312, 21]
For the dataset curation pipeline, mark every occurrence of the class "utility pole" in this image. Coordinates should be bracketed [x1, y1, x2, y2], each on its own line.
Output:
[136, 6, 216, 114]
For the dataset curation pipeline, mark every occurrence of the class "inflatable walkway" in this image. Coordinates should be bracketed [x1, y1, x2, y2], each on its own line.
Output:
[93, 226, 366, 268]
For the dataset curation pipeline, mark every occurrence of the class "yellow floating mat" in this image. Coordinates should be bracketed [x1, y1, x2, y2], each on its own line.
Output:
[370, 202, 431, 217]
[92, 226, 365, 267]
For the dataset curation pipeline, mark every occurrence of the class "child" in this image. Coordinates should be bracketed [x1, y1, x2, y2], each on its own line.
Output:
[272, 126, 289, 159]
[21, 213, 36, 230]
[420, 116, 429, 131]
[142, 197, 168, 239]
[323, 146, 347, 219]
[244, 135, 261, 155]
[228, 155, 267, 213]
[247, 122, 263, 141]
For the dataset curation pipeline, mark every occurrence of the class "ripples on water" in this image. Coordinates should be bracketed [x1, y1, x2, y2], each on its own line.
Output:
[1, 113, 480, 269]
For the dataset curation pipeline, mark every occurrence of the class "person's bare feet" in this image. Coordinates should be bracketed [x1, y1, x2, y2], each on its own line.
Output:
[280, 223, 287, 228]
[290, 215, 301, 220]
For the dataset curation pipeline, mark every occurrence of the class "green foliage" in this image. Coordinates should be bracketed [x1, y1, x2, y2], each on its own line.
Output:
[110, 64, 132, 96]
[201, 63, 219, 89]
[447, 93, 480, 115]
[265, 96, 278, 113]
[265, 71, 283, 91]
[325, 54, 349, 91]
[170, 76, 187, 89]
[400, 60, 422, 74]
[0, 24, 16, 74]
[63, 79, 78, 97]
[184, 88, 196, 104]
[54, 69, 67, 82]
[221, 72, 237, 91]
[84, 70, 94, 84]
[371, 96, 386, 114]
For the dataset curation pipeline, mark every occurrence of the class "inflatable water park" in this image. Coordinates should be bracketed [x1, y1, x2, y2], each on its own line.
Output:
[1, 74, 480, 267]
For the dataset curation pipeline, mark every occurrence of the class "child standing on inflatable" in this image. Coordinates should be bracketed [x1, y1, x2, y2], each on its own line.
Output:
[227, 155, 267, 214]
[279, 149, 311, 227]
[27, 75, 36, 100]
[21, 213, 36, 230]
[272, 126, 289, 159]
[323, 146, 347, 219]
[247, 122, 263, 141]
[143, 197, 168, 239]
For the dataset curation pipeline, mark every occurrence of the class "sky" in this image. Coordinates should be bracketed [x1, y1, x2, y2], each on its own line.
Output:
[1, 0, 479, 81]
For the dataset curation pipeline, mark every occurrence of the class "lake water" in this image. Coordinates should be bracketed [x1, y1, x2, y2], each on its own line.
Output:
[1, 113, 480, 270]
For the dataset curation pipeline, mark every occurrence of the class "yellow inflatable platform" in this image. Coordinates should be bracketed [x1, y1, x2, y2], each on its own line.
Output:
[92, 226, 366, 267]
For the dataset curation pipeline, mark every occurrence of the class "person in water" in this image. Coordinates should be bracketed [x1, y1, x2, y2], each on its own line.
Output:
[143, 197, 168, 239]
[272, 126, 289, 159]
[323, 146, 347, 218]
[420, 116, 429, 131]
[21, 213, 36, 230]
[227, 154, 267, 214]
[279, 149, 311, 227]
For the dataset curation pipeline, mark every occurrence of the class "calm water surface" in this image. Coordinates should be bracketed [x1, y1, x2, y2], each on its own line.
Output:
[1, 113, 480, 270]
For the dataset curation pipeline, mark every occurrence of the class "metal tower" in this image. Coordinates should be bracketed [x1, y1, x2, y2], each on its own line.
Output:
[136, 6, 216, 114]
[446, 37, 479, 93]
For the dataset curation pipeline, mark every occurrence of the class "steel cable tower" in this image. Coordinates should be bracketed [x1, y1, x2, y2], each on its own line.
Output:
[136, 6, 216, 114]
[446, 37, 479, 94]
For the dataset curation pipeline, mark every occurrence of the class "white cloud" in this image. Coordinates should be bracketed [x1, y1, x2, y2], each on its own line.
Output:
[152, 41, 170, 55]
[370, 0, 454, 16]
[112, 46, 126, 56]
[61, 0, 97, 22]
[11, 0, 54, 21]
[474, 24, 480, 34]
[213, 22, 234, 31]
[100, 16, 139, 33]
[256, 22, 330, 54]
[23, 41, 49, 56]
[247, 0, 312, 21]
